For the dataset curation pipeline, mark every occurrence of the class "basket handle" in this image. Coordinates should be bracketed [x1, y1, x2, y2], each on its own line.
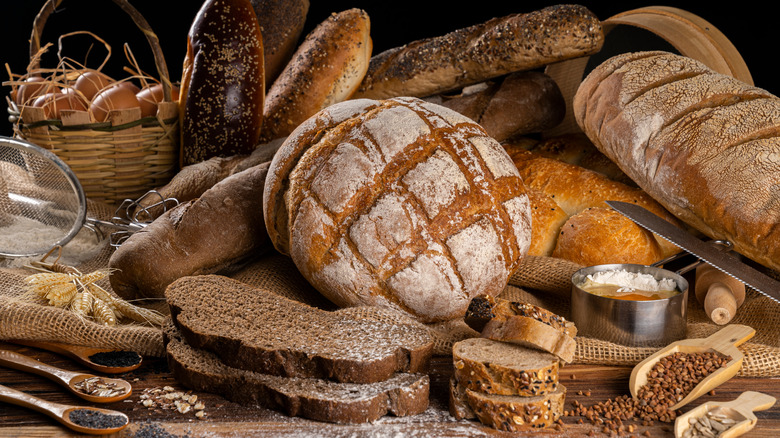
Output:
[29, 0, 174, 102]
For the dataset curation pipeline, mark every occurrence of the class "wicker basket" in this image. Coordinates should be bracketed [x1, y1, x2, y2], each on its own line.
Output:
[7, 0, 178, 205]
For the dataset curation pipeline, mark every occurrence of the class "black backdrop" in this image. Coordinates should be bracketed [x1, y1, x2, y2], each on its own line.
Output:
[0, 1, 775, 137]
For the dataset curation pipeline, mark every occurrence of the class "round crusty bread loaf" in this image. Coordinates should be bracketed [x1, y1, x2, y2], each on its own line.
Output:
[573, 50, 780, 273]
[263, 97, 533, 323]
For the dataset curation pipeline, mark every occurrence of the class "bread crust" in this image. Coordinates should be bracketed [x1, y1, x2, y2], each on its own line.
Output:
[573, 51, 780, 272]
[260, 8, 372, 143]
[354, 4, 603, 100]
[250, 0, 310, 88]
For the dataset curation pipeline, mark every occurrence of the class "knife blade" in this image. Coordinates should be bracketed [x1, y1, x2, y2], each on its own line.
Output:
[606, 200, 780, 304]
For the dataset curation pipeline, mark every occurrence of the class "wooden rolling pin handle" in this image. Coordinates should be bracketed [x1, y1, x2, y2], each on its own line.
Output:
[695, 264, 746, 325]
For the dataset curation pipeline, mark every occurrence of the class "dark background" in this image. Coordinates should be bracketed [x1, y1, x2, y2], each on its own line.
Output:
[0, 1, 774, 137]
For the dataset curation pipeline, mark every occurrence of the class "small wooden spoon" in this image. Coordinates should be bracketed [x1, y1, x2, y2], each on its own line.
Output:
[0, 349, 132, 403]
[0, 383, 129, 435]
[629, 324, 755, 411]
[9, 339, 143, 373]
[674, 391, 776, 438]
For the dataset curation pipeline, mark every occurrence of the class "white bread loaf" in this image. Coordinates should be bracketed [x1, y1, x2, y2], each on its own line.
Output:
[263, 97, 533, 323]
[354, 4, 604, 100]
[260, 8, 372, 143]
[573, 51, 780, 272]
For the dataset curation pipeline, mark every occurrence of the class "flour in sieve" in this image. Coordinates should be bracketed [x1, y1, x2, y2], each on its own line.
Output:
[0, 215, 104, 267]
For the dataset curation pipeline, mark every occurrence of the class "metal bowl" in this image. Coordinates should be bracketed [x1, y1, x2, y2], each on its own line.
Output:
[571, 264, 689, 348]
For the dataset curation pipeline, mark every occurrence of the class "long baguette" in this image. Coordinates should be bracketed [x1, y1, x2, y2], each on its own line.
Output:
[573, 51, 780, 272]
[353, 4, 603, 100]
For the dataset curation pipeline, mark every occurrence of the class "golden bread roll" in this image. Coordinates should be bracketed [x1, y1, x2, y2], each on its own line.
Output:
[263, 97, 532, 323]
[574, 50, 780, 272]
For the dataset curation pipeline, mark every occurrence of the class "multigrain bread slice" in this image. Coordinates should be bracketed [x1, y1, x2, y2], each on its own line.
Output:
[448, 377, 566, 431]
[452, 338, 560, 396]
[464, 295, 576, 363]
[163, 319, 429, 423]
[165, 275, 433, 384]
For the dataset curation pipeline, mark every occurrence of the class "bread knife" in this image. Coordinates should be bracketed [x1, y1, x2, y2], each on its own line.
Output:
[606, 200, 780, 304]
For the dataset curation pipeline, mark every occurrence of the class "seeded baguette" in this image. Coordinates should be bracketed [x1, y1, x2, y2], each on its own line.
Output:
[165, 275, 433, 384]
[449, 377, 566, 431]
[452, 338, 560, 396]
[465, 295, 576, 363]
[354, 4, 603, 100]
[163, 319, 429, 423]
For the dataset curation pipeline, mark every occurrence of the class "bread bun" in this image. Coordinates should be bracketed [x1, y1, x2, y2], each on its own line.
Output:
[263, 97, 532, 323]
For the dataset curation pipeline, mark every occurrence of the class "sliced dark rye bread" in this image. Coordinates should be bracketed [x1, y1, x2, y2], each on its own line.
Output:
[452, 337, 560, 396]
[165, 275, 433, 384]
[464, 295, 577, 363]
[163, 319, 430, 423]
[448, 377, 566, 431]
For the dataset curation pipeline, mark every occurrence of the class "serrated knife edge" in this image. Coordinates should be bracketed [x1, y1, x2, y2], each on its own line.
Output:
[606, 200, 780, 304]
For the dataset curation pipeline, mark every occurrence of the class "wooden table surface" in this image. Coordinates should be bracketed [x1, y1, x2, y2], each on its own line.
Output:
[1, 340, 778, 438]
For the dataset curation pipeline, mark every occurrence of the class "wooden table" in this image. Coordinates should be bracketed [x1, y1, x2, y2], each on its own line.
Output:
[1, 340, 778, 438]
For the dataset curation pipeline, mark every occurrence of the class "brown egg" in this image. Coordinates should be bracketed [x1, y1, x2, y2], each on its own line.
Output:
[136, 83, 180, 117]
[15, 76, 49, 105]
[89, 84, 141, 122]
[72, 70, 114, 102]
[34, 89, 89, 119]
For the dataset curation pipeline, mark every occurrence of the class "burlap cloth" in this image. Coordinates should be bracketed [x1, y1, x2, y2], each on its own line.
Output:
[2, 201, 779, 377]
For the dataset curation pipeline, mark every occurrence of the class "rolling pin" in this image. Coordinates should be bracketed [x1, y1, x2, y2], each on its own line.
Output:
[695, 264, 746, 325]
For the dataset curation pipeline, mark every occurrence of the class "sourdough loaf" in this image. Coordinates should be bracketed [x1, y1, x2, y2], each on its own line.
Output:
[449, 378, 566, 431]
[109, 163, 272, 300]
[438, 71, 566, 142]
[263, 97, 533, 323]
[573, 50, 780, 273]
[163, 319, 429, 423]
[165, 275, 433, 384]
[179, 0, 265, 166]
[465, 295, 576, 363]
[354, 4, 603, 100]
[260, 8, 372, 143]
[452, 337, 560, 397]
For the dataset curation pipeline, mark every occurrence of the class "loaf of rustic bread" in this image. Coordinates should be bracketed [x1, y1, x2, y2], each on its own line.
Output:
[354, 4, 603, 100]
[163, 319, 429, 423]
[452, 337, 560, 397]
[250, 0, 309, 88]
[260, 8, 372, 143]
[464, 295, 576, 363]
[435, 71, 566, 143]
[263, 97, 533, 323]
[574, 50, 780, 273]
[165, 275, 433, 384]
[109, 163, 272, 300]
[449, 377, 566, 431]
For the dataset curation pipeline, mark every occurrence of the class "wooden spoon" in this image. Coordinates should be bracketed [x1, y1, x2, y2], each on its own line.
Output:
[8, 339, 143, 373]
[0, 383, 129, 435]
[674, 391, 776, 438]
[0, 349, 132, 403]
[629, 324, 755, 411]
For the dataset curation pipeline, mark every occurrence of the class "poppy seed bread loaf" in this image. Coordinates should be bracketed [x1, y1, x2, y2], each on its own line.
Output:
[263, 97, 533, 323]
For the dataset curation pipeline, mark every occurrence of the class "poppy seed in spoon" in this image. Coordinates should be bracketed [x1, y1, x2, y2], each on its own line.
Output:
[69, 408, 127, 429]
[88, 350, 141, 367]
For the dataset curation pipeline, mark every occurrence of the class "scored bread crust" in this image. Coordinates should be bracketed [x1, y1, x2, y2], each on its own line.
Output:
[573, 50, 780, 273]
[260, 8, 372, 143]
[163, 319, 429, 423]
[354, 4, 604, 100]
[449, 378, 566, 431]
[263, 97, 533, 323]
[452, 338, 560, 397]
[165, 275, 433, 384]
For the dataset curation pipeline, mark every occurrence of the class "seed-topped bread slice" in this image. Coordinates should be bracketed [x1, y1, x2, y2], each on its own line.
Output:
[163, 319, 430, 423]
[452, 337, 560, 396]
[464, 295, 577, 363]
[165, 275, 433, 384]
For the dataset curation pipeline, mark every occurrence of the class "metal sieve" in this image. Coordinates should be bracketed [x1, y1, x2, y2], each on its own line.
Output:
[0, 136, 175, 258]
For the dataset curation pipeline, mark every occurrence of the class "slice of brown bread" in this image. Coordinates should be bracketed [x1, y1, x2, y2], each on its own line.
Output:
[163, 319, 430, 423]
[448, 377, 566, 431]
[165, 275, 433, 384]
[452, 337, 560, 396]
[464, 295, 577, 363]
